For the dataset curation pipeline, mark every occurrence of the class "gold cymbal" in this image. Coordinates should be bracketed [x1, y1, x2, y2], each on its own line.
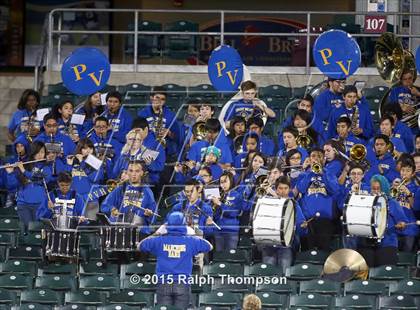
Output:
[323, 249, 368, 275]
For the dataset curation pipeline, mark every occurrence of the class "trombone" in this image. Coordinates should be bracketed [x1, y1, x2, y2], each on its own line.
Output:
[0, 159, 46, 169]
[390, 178, 408, 198]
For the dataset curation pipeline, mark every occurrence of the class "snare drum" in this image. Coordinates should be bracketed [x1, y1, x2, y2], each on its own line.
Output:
[252, 197, 296, 247]
[101, 225, 139, 252]
[343, 194, 388, 239]
[44, 229, 80, 259]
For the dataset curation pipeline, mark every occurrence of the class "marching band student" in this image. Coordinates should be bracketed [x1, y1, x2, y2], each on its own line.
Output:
[277, 126, 308, 161]
[101, 160, 157, 234]
[372, 115, 408, 153]
[198, 101, 216, 123]
[296, 147, 340, 251]
[139, 211, 212, 309]
[8, 89, 41, 142]
[260, 176, 307, 273]
[389, 70, 419, 116]
[323, 139, 346, 177]
[284, 149, 304, 189]
[234, 132, 260, 168]
[210, 171, 243, 251]
[313, 77, 345, 124]
[89, 116, 123, 161]
[113, 126, 165, 185]
[366, 134, 399, 183]
[170, 179, 214, 238]
[74, 91, 104, 135]
[227, 116, 247, 156]
[65, 138, 103, 196]
[36, 172, 86, 222]
[415, 135, 420, 154]
[248, 116, 275, 156]
[34, 113, 76, 157]
[414, 153, 420, 179]
[382, 104, 414, 153]
[5, 141, 53, 233]
[267, 160, 285, 193]
[357, 175, 407, 267]
[327, 85, 374, 141]
[392, 160, 419, 252]
[138, 86, 181, 158]
[334, 116, 363, 154]
[223, 80, 276, 129]
[187, 118, 233, 168]
[52, 100, 82, 143]
[103, 91, 133, 144]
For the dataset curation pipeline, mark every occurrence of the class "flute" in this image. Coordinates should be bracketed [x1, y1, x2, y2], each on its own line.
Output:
[0, 159, 46, 169]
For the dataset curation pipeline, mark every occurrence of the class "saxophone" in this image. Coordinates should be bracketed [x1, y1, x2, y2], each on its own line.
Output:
[351, 105, 360, 132]
[155, 108, 166, 147]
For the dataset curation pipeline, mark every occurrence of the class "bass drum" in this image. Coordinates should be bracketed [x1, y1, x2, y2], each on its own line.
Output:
[252, 197, 296, 247]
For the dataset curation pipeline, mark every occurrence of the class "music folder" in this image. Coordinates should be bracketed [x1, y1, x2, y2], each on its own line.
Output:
[84, 201, 100, 221]
[204, 187, 220, 199]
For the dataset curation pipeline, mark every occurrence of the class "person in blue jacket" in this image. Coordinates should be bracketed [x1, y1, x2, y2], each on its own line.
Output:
[102, 91, 133, 144]
[74, 91, 104, 136]
[389, 71, 419, 116]
[283, 149, 305, 190]
[234, 131, 260, 169]
[277, 126, 308, 161]
[65, 138, 104, 196]
[247, 116, 275, 156]
[356, 174, 407, 267]
[137, 86, 181, 158]
[382, 103, 414, 153]
[334, 116, 363, 155]
[327, 85, 374, 141]
[51, 100, 82, 143]
[313, 77, 345, 124]
[170, 179, 214, 238]
[209, 171, 243, 251]
[369, 115, 408, 154]
[101, 160, 157, 235]
[5, 141, 53, 233]
[226, 116, 246, 158]
[7, 89, 41, 142]
[366, 134, 399, 183]
[34, 113, 76, 157]
[260, 176, 308, 273]
[323, 139, 346, 177]
[36, 172, 87, 223]
[139, 211, 213, 309]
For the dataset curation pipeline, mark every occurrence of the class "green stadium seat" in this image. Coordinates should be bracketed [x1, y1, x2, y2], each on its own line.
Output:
[237, 235, 253, 250]
[203, 262, 243, 277]
[35, 275, 77, 291]
[37, 263, 77, 275]
[256, 280, 297, 295]
[295, 250, 329, 265]
[64, 290, 104, 306]
[79, 275, 120, 291]
[0, 288, 17, 304]
[108, 290, 153, 306]
[121, 261, 156, 276]
[7, 245, 42, 261]
[28, 221, 46, 233]
[161, 83, 187, 98]
[0, 233, 15, 247]
[120, 83, 151, 100]
[285, 263, 322, 280]
[0, 207, 18, 219]
[100, 85, 117, 93]
[198, 291, 241, 308]
[20, 289, 61, 305]
[188, 84, 218, 99]
[397, 252, 415, 267]
[389, 280, 420, 296]
[289, 292, 332, 309]
[40, 94, 74, 109]
[369, 265, 408, 281]
[255, 292, 287, 308]
[379, 295, 417, 309]
[164, 20, 199, 59]
[79, 261, 119, 276]
[212, 249, 251, 264]
[244, 263, 283, 277]
[211, 277, 252, 293]
[102, 305, 140, 310]
[0, 274, 32, 290]
[0, 218, 20, 233]
[121, 276, 156, 292]
[334, 294, 376, 309]
[362, 86, 389, 99]
[149, 306, 181, 310]
[125, 21, 162, 58]
[293, 86, 308, 99]
[0, 260, 37, 275]
[18, 233, 43, 247]
[48, 83, 72, 96]
[19, 304, 52, 310]
[344, 280, 387, 296]
[260, 85, 292, 99]
[299, 278, 341, 296]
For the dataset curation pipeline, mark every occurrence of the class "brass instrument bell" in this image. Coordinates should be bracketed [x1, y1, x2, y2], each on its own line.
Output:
[349, 144, 367, 162]
[323, 249, 368, 282]
[311, 163, 322, 174]
[192, 121, 207, 141]
[296, 134, 313, 149]
[255, 175, 269, 197]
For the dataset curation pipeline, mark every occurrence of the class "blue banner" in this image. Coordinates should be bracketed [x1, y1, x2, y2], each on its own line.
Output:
[208, 45, 244, 92]
[61, 47, 111, 96]
[313, 29, 361, 79]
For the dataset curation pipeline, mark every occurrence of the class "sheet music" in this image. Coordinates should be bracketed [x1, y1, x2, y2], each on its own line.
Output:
[139, 149, 160, 161]
[71, 113, 86, 125]
[36, 108, 50, 121]
[100, 93, 108, 105]
[85, 154, 103, 170]
[204, 187, 220, 199]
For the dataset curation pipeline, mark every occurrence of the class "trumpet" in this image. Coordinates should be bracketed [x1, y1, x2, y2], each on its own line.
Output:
[255, 175, 270, 197]
[311, 163, 322, 174]
[296, 134, 313, 149]
[0, 158, 46, 169]
[390, 178, 408, 198]
[106, 179, 126, 192]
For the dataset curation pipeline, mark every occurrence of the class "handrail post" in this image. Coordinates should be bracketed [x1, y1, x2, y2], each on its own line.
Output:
[305, 12, 311, 75]
[220, 11, 225, 45]
[57, 12, 62, 65]
[134, 10, 138, 72]
[46, 12, 54, 72]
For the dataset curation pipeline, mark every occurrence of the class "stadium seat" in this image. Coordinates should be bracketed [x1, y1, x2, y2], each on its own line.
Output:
[188, 84, 218, 99]
[121, 276, 156, 292]
[0, 218, 20, 233]
[237, 235, 253, 250]
[101, 305, 141, 310]
[120, 83, 151, 101]
[255, 291, 287, 308]
[203, 262, 243, 277]
[260, 85, 292, 99]
[362, 86, 389, 100]
[369, 265, 408, 281]
[397, 252, 415, 266]
[59, 305, 90, 310]
[28, 221, 46, 233]
[20, 304, 53, 310]
[379, 294, 418, 309]
[149, 306, 181, 310]
[0, 260, 37, 275]
[18, 233, 43, 247]
[211, 277, 252, 293]
[79, 261, 119, 275]
[40, 94, 75, 108]
[295, 250, 329, 265]
[163, 20, 199, 59]
[0, 207, 18, 219]
[48, 83, 72, 96]
[37, 263, 77, 275]
[35, 274, 77, 291]
[7, 245, 42, 261]
[244, 263, 283, 277]
[20, 289, 61, 305]
[212, 249, 251, 264]
[299, 278, 341, 296]
[121, 261, 156, 276]
[344, 280, 387, 296]
[108, 290, 153, 306]
[64, 290, 105, 306]
[79, 275, 120, 291]
[161, 83, 187, 98]
[0, 288, 17, 304]
[125, 21, 162, 58]
[198, 291, 241, 308]
[285, 263, 323, 280]
[334, 294, 376, 309]
[0, 274, 32, 290]
[292, 86, 308, 99]
[389, 280, 420, 296]
[256, 280, 297, 295]
[289, 292, 332, 309]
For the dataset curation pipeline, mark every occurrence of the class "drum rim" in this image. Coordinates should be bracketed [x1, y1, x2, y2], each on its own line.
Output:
[280, 198, 296, 247]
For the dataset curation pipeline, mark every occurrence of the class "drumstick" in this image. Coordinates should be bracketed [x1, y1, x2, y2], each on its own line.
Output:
[301, 212, 320, 227]
[395, 221, 420, 227]
[195, 205, 221, 230]
[42, 177, 52, 202]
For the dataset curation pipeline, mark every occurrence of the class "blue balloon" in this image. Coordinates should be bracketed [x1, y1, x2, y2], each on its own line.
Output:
[313, 30, 361, 79]
[416, 46, 420, 75]
[208, 45, 244, 92]
[61, 47, 111, 96]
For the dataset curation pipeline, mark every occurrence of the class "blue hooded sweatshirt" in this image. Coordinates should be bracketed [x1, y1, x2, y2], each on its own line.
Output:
[313, 88, 344, 124]
[34, 132, 76, 156]
[8, 109, 42, 137]
[36, 189, 86, 220]
[103, 106, 133, 144]
[187, 133, 233, 165]
[64, 160, 104, 196]
[139, 212, 213, 283]
[213, 188, 244, 233]
[171, 199, 213, 236]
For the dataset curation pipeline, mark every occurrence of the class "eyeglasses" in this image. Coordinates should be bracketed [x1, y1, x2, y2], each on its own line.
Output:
[200, 174, 211, 178]
[95, 125, 108, 129]
[45, 124, 57, 128]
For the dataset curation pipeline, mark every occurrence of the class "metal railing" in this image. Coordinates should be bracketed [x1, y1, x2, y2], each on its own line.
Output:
[35, 8, 420, 90]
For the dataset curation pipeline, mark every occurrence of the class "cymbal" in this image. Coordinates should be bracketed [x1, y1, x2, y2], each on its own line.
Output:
[323, 249, 368, 275]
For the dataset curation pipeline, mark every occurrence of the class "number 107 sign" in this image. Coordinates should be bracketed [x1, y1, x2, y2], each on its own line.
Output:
[364, 15, 386, 33]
